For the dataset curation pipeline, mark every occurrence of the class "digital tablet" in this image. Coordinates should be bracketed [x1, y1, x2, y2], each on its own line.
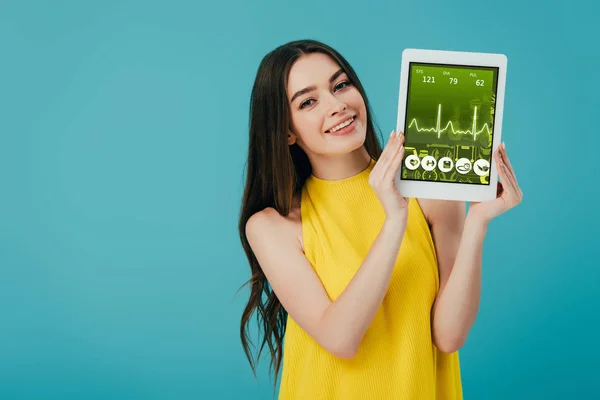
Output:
[394, 49, 507, 202]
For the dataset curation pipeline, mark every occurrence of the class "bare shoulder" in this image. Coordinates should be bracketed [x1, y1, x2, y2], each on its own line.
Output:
[416, 198, 466, 228]
[246, 204, 304, 252]
[243, 200, 351, 358]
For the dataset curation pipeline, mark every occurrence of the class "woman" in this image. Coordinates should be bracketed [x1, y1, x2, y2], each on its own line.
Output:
[238, 39, 522, 399]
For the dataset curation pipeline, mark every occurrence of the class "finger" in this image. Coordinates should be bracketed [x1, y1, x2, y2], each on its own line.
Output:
[499, 143, 521, 194]
[493, 155, 516, 212]
[384, 141, 404, 184]
[374, 130, 398, 172]
[495, 150, 519, 201]
[497, 149, 520, 198]
[374, 131, 404, 175]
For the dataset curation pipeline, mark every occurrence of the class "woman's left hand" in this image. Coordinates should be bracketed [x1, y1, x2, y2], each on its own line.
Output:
[468, 142, 523, 225]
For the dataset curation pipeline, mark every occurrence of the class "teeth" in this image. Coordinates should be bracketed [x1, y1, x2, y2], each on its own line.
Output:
[330, 117, 354, 132]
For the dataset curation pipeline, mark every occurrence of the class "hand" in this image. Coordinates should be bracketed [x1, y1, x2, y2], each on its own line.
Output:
[468, 142, 523, 224]
[369, 130, 409, 223]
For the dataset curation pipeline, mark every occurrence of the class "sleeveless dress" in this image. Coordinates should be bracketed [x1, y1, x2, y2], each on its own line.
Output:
[277, 158, 463, 399]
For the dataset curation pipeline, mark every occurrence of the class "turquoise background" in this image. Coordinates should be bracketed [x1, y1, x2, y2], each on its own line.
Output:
[1, 0, 598, 399]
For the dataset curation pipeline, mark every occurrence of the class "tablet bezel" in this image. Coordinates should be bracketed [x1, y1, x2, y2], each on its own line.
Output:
[394, 48, 508, 202]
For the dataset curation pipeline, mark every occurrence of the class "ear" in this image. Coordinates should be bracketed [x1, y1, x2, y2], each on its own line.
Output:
[287, 131, 297, 145]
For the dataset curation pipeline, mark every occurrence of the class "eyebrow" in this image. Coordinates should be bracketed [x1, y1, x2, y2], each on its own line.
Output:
[290, 68, 346, 104]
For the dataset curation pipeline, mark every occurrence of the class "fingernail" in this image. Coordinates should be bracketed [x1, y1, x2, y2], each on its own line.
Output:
[390, 130, 395, 138]
[396, 130, 401, 138]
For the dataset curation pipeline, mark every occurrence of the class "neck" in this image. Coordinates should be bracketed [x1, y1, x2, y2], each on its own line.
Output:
[309, 147, 372, 181]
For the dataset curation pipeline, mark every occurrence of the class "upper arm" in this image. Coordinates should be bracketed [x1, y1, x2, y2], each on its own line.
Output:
[245, 209, 338, 353]
[420, 199, 466, 293]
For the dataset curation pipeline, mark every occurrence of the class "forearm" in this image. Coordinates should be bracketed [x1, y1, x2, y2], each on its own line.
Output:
[431, 215, 488, 352]
[321, 218, 406, 357]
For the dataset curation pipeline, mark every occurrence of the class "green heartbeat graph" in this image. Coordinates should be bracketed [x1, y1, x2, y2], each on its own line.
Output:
[408, 104, 492, 141]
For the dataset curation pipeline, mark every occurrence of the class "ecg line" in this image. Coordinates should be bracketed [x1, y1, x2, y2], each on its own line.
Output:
[408, 104, 491, 141]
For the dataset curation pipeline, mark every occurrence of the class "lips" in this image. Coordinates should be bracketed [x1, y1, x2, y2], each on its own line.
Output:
[325, 115, 357, 133]
[325, 118, 357, 136]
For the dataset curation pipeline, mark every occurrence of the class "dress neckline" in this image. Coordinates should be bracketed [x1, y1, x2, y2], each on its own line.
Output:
[307, 158, 375, 186]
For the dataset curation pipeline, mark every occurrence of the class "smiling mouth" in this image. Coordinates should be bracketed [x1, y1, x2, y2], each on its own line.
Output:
[325, 115, 357, 133]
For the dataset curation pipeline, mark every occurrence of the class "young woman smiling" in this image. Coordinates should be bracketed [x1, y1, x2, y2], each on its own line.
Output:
[238, 39, 522, 400]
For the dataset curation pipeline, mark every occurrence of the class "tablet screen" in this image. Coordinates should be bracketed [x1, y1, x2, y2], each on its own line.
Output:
[402, 62, 499, 185]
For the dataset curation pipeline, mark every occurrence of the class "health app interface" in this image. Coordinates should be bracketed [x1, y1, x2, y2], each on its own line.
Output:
[402, 63, 499, 185]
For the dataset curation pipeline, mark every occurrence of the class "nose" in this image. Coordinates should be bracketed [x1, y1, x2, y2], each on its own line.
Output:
[325, 92, 347, 116]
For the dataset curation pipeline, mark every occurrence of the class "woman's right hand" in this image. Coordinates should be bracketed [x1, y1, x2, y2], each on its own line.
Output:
[368, 130, 409, 224]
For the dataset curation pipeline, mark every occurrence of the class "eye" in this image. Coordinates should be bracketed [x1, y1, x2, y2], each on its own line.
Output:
[334, 81, 351, 91]
[299, 81, 352, 109]
[300, 99, 315, 109]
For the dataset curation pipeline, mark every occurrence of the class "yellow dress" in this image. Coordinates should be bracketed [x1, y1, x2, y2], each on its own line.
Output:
[278, 158, 463, 399]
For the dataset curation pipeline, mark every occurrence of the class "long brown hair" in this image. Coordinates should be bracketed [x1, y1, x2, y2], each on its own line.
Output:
[237, 39, 384, 388]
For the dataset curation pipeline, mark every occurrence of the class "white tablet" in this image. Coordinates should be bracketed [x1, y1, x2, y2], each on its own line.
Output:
[394, 49, 507, 202]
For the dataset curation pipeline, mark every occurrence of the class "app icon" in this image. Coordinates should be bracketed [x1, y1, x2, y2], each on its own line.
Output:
[438, 157, 453, 173]
[473, 159, 490, 176]
[456, 158, 472, 175]
[421, 156, 436, 171]
[404, 154, 420, 171]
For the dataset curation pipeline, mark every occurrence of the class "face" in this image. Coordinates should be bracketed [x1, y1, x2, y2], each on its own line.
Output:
[286, 53, 368, 156]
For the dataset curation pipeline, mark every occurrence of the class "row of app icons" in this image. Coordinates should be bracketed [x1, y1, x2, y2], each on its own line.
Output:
[404, 155, 490, 176]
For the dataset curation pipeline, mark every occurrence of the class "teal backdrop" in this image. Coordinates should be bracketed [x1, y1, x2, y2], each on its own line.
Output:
[1, 0, 598, 398]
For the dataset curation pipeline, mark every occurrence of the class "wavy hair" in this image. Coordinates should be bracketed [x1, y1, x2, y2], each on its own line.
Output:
[237, 39, 384, 389]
